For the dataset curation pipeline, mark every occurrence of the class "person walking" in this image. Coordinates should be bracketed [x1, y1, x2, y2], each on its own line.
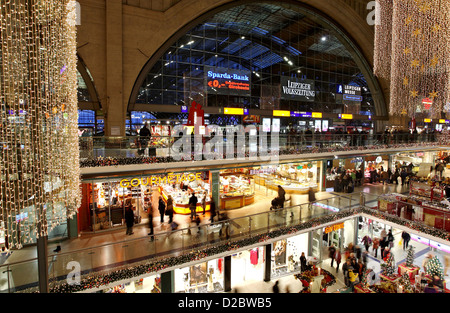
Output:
[166, 195, 174, 224]
[201, 192, 207, 216]
[209, 197, 217, 223]
[277, 185, 286, 208]
[362, 235, 372, 252]
[401, 231, 411, 250]
[372, 237, 380, 258]
[125, 205, 135, 235]
[334, 248, 342, 273]
[308, 187, 316, 210]
[189, 192, 198, 220]
[379, 237, 387, 260]
[148, 206, 154, 239]
[342, 259, 351, 287]
[387, 229, 394, 248]
[272, 280, 280, 293]
[158, 196, 166, 224]
[328, 245, 336, 267]
[300, 252, 307, 272]
[139, 122, 151, 156]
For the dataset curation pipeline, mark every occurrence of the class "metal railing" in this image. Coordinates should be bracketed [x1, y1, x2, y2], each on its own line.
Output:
[1, 190, 448, 293]
[0, 193, 359, 293]
[79, 132, 440, 167]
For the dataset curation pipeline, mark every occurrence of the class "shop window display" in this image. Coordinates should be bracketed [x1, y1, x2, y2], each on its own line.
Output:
[174, 258, 224, 293]
[255, 162, 319, 194]
[231, 247, 265, 289]
[271, 233, 308, 278]
[220, 169, 255, 210]
[159, 175, 211, 214]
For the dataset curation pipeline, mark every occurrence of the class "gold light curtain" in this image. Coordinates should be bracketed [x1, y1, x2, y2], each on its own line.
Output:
[374, 0, 450, 118]
[0, 0, 80, 248]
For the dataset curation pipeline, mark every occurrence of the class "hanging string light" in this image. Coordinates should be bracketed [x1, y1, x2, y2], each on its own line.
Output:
[0, 0, 80, 249]
[374, 0, 450, 118]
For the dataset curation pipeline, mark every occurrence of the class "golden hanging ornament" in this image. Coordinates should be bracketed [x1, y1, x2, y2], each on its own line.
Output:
[0, 0, 80, 249]
[374, 0, 450, 118]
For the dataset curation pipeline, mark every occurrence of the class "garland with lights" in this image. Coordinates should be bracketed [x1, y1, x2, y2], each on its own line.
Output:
[20, 204, 449, 293]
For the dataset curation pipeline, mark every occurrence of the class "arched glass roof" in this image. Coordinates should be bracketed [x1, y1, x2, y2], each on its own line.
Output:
[133, 2, 375, 118]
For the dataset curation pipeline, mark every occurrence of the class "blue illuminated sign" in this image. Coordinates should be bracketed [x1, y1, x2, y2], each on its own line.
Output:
[343, 94, 363, 102]
[181, 105, 188, 113]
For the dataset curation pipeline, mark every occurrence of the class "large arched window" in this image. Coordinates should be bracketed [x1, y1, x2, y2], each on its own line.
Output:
[130, 2, 383, 129]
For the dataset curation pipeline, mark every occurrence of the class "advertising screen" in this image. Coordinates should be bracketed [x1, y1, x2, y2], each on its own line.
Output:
[205, 66, 251, 96]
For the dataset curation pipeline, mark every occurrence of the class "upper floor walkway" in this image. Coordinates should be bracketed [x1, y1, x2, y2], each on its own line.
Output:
[79, 131, 444, 170]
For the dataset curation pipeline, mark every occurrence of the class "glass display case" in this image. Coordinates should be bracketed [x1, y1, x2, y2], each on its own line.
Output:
[220, 170, 255, 209]
[255, 162, 319, 194]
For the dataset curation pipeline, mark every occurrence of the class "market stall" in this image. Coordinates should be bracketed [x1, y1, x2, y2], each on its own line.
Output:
[377, 181, 450, 231]
[255, 162, 319, 194]
[159, 178, 211, 215]
[220, 169, 255, 210]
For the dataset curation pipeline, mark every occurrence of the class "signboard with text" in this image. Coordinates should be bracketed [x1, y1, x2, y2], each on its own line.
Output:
[280, 76, 315, 102]
[205, 66, 251, 96]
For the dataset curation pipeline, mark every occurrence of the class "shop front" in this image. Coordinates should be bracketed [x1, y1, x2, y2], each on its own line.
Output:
[220, 169, 255, 210]
[78, 171, 211, 233]
[231, 247, 265, 289]
[364, 155, 389, 183]
[326, 157, 364, 189]
[174, 258, 224, 293]
[271, 233, 308, 279]
[253, 161, 321, 194]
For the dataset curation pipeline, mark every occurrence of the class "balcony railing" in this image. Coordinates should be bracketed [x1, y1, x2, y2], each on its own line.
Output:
[1, 191, 448, 293]
[79, 132, 440, 167]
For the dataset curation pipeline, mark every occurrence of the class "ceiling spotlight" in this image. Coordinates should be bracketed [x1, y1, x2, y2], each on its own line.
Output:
[321, 36, 327, 42]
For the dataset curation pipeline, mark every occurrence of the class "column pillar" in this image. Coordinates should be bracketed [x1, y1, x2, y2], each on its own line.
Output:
[105, 0, 125, 136]
[210, 170, 220, 210]
[161, 271, 174, 293]
[264, 244, 272, 282]
[37, 235, 49, 293]
[224, 255, 232, 291]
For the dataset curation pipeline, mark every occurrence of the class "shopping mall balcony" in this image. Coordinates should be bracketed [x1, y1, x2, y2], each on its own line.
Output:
[2, 169, 450, 293]
[79, 131, 442, 169]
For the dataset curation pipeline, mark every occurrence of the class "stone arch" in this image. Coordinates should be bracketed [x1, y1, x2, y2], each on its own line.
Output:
[126, 0, 386, 117]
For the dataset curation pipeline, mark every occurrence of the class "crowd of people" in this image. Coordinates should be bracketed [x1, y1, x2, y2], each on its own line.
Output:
[329, 162, 418, 194]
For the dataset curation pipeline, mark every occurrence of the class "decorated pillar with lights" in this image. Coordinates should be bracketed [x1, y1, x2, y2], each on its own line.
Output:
[374, 0, 450, 118]
[0, 0, 80, 250]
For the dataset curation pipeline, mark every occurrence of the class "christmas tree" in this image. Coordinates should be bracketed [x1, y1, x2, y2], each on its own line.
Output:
[405, 246, 415, 268]
[425, 256, 444, 280]
[381, 252, 396, 276]
[399, 273, 414, 293]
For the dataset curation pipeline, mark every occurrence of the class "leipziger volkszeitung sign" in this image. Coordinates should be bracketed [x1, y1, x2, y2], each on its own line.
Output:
[280, 76, 315, 102]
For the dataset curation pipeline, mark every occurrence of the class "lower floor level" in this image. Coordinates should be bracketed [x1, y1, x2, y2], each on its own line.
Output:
[95, 216, 450, 294]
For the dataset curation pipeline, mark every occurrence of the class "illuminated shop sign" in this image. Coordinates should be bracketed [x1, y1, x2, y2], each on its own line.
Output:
[273, 110, 290, 117]
[343, 94, 363, 102]
[339, 114, 353, 120]
[338, 84, 362, 102]
[120, 173, 202, 188]
[343, 85, 361, 95]
[324, 222, 344, 234]
[280, 76, 315, 101]
[205, 66, 251, 96]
